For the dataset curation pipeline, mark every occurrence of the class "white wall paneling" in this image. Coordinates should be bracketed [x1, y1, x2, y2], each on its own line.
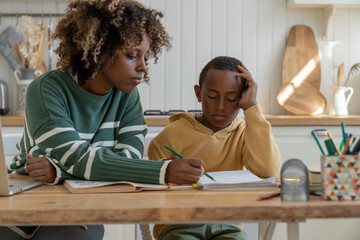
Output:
[1, 0, 360, 115]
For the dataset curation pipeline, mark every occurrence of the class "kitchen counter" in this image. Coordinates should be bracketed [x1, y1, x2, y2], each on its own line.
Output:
[2, 115, 360, 127]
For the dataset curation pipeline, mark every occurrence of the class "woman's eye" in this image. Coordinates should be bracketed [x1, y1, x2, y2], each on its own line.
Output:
[227, 99, 237, 102]
[207, 96, 216, 99]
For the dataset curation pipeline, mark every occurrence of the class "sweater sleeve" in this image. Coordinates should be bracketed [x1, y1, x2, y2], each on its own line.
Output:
[241, 105, 282, 178]
[9, 73, 165, 184]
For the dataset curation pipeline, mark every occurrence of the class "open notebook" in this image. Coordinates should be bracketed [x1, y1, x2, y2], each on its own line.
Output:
[196, 170, 277, 190]
[64, 170, 278, 193]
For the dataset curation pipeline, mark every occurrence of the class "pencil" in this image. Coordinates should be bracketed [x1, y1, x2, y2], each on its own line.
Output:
[191, 183, 199, 188]
[201, 167, 216, 182]
[342, 137, 351, 155]
[351, 137, 357, 148]
[257, 191, 281, 201]
[165, 145, 183, 158]
[326, 131, 341, 155]
[341, 122, 347, 145]
[311, 130, 325, 155]
[164, 145, 216, 182]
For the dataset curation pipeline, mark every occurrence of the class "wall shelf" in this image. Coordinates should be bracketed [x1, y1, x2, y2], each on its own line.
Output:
[287, 0, 360, 40]
[3, 115, 360, 127]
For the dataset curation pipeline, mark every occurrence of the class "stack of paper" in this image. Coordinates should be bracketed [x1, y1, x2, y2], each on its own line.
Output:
[196, 170, 278, 190]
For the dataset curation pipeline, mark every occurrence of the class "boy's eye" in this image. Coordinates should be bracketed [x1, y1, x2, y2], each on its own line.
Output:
[207, 95, 217, 99]
[128, 55, 136, 60]
[227, 98, 237, 102]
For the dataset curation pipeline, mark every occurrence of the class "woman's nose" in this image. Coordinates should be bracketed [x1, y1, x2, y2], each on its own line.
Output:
[136, 58, 147, 72]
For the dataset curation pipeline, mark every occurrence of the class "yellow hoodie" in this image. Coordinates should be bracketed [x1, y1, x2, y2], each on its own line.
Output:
[147, 105, 282, 239]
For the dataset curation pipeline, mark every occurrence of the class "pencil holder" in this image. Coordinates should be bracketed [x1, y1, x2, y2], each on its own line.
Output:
[321, 155, 360, 201]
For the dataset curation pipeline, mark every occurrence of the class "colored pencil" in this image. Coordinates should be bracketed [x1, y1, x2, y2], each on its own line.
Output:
[165, 145, 183, 158]
[326, 131, 340, 155]
[164, 145, 216, 182]
[342, 137, 351, 155]
[257, 191, 281, 201]
[311, 130, 325, 155]
[341, 122, 347, 146]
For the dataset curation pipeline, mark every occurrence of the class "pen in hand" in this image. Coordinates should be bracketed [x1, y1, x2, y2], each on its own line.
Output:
[164, 145, 217, 182]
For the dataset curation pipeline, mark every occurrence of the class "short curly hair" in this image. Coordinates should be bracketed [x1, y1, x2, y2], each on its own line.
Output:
[199, 56, 243, 88]
[54, 0, 171, 84]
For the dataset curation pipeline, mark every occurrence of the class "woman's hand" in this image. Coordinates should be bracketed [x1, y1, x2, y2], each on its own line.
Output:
[165, 157, 203, 185]
[236, 64, 258, 111]
[25, 155, 56, 183]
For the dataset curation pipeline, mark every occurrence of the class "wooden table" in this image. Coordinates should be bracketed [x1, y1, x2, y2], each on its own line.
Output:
[1, 182, 360, 240]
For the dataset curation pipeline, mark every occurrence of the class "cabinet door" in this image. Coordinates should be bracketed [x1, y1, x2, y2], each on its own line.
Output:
[272, 126, 359, 166]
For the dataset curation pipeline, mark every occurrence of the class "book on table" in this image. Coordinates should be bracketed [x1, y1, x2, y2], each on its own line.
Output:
[307, 165, 321, 184]
[63, 170, 278, 193]
[195, 170, 278, 190]
[307, 165, 321, 194]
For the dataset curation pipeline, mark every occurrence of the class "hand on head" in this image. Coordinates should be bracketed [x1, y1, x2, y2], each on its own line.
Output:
[165, 157, 203, 185]
[236, 64, 258, 111]
[25, 155, 56, 183]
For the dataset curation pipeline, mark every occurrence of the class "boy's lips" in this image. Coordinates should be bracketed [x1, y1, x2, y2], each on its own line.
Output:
[212, 114, 227, 121]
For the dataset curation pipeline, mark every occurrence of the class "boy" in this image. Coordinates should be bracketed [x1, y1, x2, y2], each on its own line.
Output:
[148, 56, 282, 240]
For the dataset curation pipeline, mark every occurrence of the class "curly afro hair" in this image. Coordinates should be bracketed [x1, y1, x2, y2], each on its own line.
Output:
[53, 0, 171, 84]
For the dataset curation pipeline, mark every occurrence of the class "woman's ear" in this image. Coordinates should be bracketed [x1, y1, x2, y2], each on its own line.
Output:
[194, 85, 201, 102]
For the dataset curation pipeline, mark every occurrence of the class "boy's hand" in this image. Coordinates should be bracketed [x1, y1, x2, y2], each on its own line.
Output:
[25, 155, 56, 183]
[236, 64, 258, 111]
[165, 157, 203, 185]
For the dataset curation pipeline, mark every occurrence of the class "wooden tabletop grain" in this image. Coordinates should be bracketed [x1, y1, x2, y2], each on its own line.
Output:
[1, 180, 360, 225]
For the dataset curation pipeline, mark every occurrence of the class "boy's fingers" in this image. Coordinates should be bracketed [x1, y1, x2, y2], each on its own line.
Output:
[237, 64, 249, 72]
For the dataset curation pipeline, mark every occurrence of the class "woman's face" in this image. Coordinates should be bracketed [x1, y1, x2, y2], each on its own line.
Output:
[82, 35, 150, 95]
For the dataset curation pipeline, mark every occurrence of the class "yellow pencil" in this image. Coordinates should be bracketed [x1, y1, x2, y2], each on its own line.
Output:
[327, 131, 340, 155]
[191, 183, 199, 188]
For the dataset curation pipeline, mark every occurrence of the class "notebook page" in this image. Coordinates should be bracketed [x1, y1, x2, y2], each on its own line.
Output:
[197, 170, 275, 185]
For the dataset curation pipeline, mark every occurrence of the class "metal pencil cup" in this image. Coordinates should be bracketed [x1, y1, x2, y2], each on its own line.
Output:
[321, 155, 360, 201]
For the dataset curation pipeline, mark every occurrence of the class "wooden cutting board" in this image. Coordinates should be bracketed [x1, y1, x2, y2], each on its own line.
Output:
[282, 25, 321, 90]
[277, 82, 326, 115]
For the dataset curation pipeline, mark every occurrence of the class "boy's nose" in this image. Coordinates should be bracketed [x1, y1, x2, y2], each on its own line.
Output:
[216, 98, 226, 110]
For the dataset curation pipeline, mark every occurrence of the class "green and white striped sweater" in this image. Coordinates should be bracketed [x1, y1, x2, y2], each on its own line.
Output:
[8, 69, 166, 184]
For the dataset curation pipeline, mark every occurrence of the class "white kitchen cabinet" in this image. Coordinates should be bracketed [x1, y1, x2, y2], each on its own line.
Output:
[287, 0, 360, 39]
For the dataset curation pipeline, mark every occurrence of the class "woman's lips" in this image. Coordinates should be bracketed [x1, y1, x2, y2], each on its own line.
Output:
[131, 78, 142, 85]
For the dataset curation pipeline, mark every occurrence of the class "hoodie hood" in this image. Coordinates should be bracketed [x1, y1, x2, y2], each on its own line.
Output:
[169, 112, 244, 137]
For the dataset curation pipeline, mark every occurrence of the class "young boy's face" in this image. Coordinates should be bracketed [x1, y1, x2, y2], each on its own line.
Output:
[194, 69, 246, 132]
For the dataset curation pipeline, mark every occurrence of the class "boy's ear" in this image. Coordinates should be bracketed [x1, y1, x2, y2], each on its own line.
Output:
[194, 85, 201, 102]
